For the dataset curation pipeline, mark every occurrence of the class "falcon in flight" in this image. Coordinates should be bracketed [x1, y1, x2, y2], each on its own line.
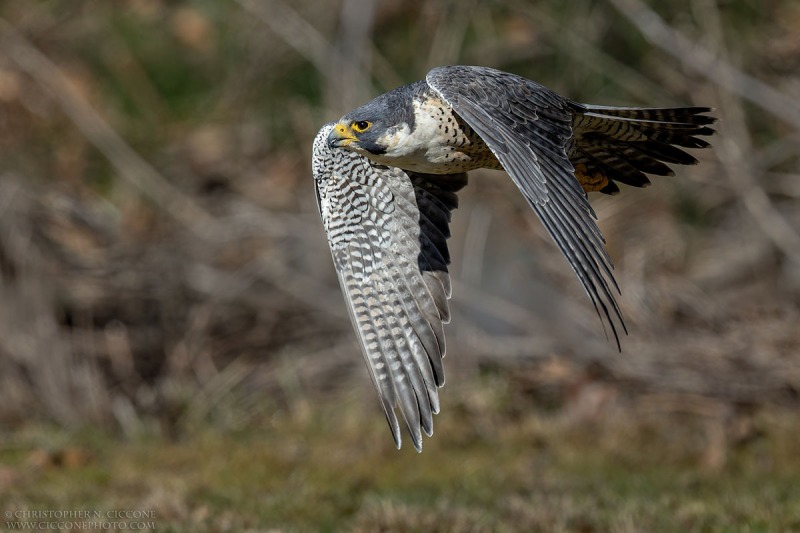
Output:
[312, 65, 714, 451]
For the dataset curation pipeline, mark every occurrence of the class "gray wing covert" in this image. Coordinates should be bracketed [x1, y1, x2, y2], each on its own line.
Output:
[312, 124, 466, 451]
[426, 66, 626, 348]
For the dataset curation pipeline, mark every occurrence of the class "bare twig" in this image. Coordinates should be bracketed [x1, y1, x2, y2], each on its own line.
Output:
[427, 0, 475, 68]
[234, 0, 403, 107]
[333, 0, 379, 110]
[0, 18, 222, 239]
[234, 0, 345, 101]
[607, 0, 800, 131]
[509, 1, 680, 105]
[0, 16, 354, 319]
[693, 0, 800, 265]
[460, 205, 492, 286]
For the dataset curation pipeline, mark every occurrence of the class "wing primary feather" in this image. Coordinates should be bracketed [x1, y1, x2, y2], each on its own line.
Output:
[426, 66, 626, 348]
[531, 203, 625, 349]
[338, 271, 403, 448]
[313, 123, 462, 450]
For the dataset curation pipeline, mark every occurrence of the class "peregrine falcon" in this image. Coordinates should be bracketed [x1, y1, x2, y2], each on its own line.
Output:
[313, 65, 714, 451]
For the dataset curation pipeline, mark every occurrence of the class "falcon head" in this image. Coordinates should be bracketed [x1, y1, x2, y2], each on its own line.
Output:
[327, 81, 424, 159]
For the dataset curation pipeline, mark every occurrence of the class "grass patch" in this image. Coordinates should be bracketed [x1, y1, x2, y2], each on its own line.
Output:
[2, 381, 800, 532]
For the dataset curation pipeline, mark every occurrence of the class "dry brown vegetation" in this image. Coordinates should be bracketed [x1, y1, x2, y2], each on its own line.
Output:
[0, 0, 799, 530]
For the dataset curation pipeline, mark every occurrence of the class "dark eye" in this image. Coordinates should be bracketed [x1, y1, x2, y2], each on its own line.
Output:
[352, 121, 372, 133]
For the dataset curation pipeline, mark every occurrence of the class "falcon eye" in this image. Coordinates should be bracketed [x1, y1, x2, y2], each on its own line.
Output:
[352, 120, 372, 133]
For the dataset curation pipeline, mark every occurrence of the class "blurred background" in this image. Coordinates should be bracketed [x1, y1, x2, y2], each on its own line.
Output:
[1, 0, 799, 530]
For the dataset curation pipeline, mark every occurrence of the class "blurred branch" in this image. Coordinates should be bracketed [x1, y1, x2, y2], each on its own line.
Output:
[234, 0, 403, 109]
[334, 0, 378, 109]
[607, 0, 800, 131]
[452, 280, 545, 333]
[234, 0, 341, 90]
[694, 0, 800, 266]
[0, 16, 352, 319]
[0, 17, 220, 240]
[427, 0, 475, 68]
[460, 204, 491, 285]
[509, 1, 679, 105]
[766, 173, 800, 199]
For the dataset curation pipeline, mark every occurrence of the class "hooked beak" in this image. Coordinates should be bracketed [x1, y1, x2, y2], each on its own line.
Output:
[327, 123, 358, 148]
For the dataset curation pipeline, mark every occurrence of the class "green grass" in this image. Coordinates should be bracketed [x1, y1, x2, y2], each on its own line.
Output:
[2, 383, 800, 532]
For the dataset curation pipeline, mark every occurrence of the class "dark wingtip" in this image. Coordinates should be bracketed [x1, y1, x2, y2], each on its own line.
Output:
[421, 410, 434, 438]
[421, 412, 434, 437]
[609, 317, 627, 353]
[689, 109, 717, 126]
[384, 409, 403, 450]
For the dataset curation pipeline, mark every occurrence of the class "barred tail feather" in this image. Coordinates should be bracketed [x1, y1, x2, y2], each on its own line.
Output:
[570, 104, 715, 194]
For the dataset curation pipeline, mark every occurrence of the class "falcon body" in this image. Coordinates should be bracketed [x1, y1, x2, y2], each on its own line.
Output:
[330, 81, 501, 174]
[315, 65, 714, 451]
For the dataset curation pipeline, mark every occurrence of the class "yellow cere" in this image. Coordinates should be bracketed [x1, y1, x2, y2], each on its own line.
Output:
[333, 123, 357, 145]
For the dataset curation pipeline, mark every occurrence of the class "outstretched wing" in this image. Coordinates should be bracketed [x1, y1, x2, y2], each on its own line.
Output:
[570, 104, 716, 194]
[426, 65, 626, 348]
[312, 124, 466, 451]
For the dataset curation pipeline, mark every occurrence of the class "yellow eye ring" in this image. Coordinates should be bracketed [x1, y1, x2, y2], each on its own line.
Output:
[352, 120, 372, 133]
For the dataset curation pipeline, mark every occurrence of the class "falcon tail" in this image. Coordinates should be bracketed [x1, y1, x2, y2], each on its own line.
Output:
[569, 104, 716, 194]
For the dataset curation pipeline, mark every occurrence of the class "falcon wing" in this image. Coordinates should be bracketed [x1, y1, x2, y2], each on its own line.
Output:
[312, 124, 466, 451]
[426, 65, 626, 348]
